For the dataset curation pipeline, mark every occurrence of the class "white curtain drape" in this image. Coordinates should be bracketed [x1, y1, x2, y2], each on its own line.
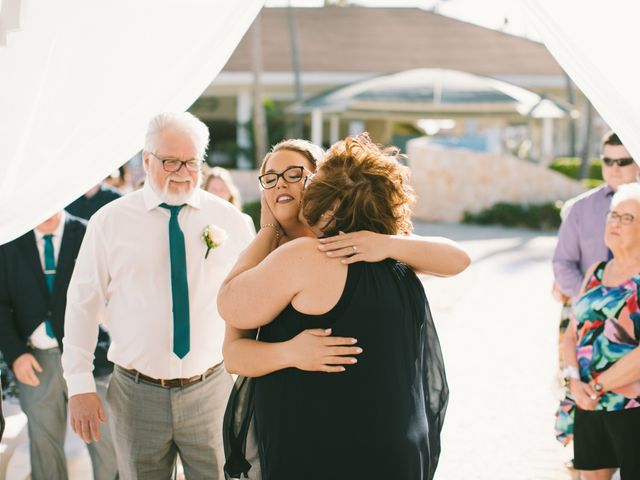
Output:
[525, 0, 640, 165]
[0, 0, 263, 244]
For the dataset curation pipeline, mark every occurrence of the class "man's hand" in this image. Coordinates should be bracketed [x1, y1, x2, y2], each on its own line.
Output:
[285, 328, 362, 373]
[12, 353, 43, 386]
[319, 231, 391, 264]
[69, 393, 106, 443]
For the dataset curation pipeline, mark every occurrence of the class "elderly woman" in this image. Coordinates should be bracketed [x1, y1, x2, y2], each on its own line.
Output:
[218, 134, 469, 480]
[564, 182, 640, 479]
[202, 166, 256, 234]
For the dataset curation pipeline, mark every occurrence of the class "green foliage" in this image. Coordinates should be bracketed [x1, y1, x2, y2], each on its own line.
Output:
[582, 178, 605, 189]
[242, 99, 292, 168]
[549, 157, 603, 181]
[242, 200, 261, 231]
[462, 202, 561, 230]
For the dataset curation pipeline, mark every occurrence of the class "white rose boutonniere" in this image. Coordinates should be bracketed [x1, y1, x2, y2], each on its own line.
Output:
[202, 225, 228, 259]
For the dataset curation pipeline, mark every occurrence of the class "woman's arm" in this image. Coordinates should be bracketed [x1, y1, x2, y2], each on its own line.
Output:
[223, 325, 361, 377]
[218, 192, 304, 329]
[218, 236, 310, 330]
[563, 318, 598, 410]
[318, 231, 470, 276]
[596, 347, 640, 392]
[563, 261, 601, 410]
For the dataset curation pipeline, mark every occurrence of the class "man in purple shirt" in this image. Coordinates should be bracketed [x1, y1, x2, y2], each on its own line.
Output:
[553, 132, 639, 302]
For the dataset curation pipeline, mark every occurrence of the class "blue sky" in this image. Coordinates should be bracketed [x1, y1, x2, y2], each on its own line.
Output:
[264, 0, 541, 41]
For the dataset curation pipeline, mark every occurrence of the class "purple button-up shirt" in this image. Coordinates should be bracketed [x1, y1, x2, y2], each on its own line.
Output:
[552, 184, 613, 300]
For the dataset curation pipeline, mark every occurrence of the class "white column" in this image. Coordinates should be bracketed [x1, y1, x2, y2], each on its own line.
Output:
[348, 120, 365, 137]
[329, 115, 340, 144]
[541, 117, 554, 164]
[236, 90, 252, 169]
[311, 108, 323, 146]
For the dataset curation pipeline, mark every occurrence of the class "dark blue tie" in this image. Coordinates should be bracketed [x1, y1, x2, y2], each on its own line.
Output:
[159, 204, 190, 359]
[43, 235, 56, 338]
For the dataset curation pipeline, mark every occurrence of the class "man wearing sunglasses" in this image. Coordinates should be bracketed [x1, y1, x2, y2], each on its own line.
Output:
[553, 131, 639, 305]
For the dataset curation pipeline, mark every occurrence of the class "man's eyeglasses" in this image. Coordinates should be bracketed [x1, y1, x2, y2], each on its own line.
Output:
[149, 151, 203, 173]
[607, 211, 636, 225]
[602, 156, 635, 167]
[258, 166, 310, 189]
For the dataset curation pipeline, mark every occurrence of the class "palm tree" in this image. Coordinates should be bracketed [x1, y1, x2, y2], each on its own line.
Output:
[287, 4, 304, 138]
[251, 13, 268, 167]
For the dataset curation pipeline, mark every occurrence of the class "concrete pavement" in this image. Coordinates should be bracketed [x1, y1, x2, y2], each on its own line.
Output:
[413, 222, 572, 480]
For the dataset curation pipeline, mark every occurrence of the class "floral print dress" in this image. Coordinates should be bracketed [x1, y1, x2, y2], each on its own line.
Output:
[573, 261, 640, 411]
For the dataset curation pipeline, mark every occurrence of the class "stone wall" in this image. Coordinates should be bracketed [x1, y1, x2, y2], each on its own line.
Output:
[407, 137, 586, 222]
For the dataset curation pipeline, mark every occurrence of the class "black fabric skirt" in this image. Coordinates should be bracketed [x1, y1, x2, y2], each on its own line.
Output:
[574, 407, 640, 477]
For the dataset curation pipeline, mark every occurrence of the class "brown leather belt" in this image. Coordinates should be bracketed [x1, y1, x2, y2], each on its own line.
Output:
[119, 364, 219, 388]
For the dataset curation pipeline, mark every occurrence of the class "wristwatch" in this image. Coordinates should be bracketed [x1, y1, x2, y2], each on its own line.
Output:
[593, 378, 604, 393]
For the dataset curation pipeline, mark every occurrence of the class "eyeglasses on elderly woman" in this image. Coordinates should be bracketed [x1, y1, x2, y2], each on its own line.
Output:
[258, 165, 312, 189]
[607, 211, 636, 225]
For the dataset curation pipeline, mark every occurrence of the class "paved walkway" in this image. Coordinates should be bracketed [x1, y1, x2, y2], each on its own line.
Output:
[413, 222, 573, 480]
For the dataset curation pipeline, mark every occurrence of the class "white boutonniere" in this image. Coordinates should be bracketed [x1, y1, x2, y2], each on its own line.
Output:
[202, 225, 228, 259]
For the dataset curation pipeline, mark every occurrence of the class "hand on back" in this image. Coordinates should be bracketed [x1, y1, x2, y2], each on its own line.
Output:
[286, 328, 362, 373]
[319, 231, 391, 264]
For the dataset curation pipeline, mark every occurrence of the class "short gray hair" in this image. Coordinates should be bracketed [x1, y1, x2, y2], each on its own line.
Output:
[144, 112, 210, 160]
[611, 182, 640, 209]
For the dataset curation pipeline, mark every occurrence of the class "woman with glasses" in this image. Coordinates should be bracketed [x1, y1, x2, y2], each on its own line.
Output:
[563, 182, 640, 479]
[223, 138, 469, 379]
[218, 134, 470, 480]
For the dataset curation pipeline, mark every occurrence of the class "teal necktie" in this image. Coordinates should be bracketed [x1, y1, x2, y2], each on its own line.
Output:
[43, 234, 56, 338]
[160, 204, 190, 358]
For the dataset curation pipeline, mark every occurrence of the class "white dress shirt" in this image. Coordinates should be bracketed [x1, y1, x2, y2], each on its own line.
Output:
[31, 212, 66, 349]
[62, 182, 253, 396]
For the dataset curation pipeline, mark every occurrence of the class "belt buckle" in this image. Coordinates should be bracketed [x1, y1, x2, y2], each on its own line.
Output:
[160, 378, 167, 388]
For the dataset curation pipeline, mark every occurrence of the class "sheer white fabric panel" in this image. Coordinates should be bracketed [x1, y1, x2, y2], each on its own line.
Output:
[525, 0, 640, 165]
[0, 0, 263, 243]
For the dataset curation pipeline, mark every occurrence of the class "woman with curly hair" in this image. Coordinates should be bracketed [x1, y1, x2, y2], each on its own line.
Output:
[218, 134, 469, 480]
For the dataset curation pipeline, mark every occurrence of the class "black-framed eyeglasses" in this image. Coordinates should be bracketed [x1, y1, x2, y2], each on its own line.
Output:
[607, 211, 636, 225]
[258, 165, 311, 189]
[149, 151, 203, 173]
[602, 156, 635, 167]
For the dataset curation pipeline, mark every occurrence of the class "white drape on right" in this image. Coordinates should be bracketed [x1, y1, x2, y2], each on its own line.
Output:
[525, 0, 640, 164]
[0, 0, 263, 244]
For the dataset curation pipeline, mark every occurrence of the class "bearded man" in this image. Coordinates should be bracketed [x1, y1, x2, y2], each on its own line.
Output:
[62, 112, 253, 479]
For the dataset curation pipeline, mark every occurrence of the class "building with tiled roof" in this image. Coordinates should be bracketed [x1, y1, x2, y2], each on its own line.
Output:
[192, 6, 596, 167]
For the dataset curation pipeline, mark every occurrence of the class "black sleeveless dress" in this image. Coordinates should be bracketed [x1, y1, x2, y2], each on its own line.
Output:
[253, 260, 448, 480]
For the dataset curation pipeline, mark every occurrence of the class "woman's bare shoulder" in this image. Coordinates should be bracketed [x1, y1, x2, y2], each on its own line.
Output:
[276, 236, 320, 255]
[267, 236, 325, 268]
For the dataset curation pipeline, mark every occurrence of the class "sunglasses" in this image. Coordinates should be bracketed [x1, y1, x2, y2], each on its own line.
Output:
[602, 156, 635, 167]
